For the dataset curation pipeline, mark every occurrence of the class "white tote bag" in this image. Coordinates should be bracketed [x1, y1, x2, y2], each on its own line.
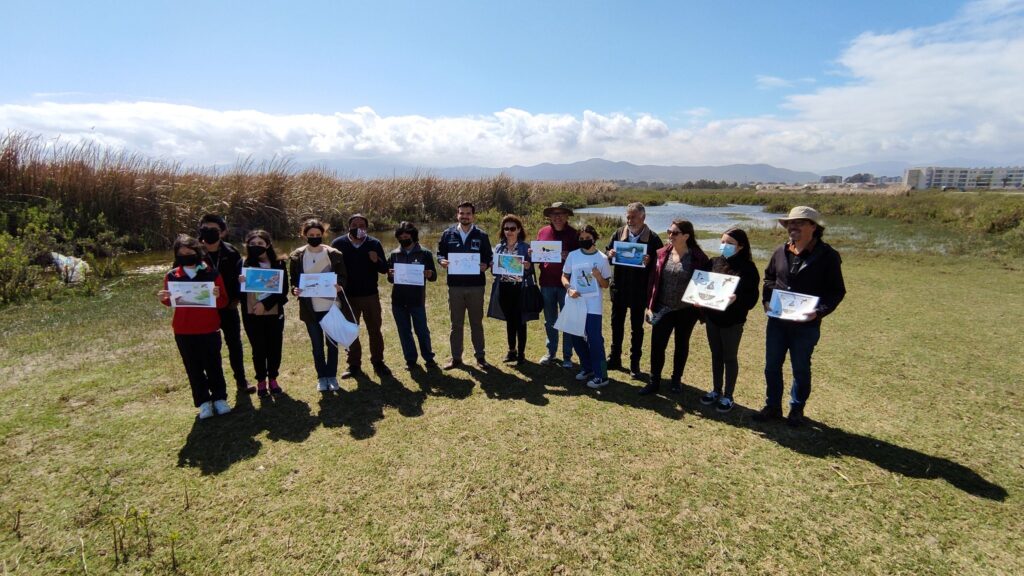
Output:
[553, 294, 587, 337]
[319, 290, 360, 350]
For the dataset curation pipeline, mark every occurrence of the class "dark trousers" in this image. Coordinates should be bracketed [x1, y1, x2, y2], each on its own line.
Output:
[218, 305, 247, 385]
[764, 318, 821, 408]
[649, 307, 699, 383]
[346, 294, 385, 368]
[304, 310, 339, 379]
[174, 332, 227, 407]
[609, 290, 647, 367]
[706, 322, 745, 398]
[392, 303, 435, 364]
[498, 283, 527, 356]
[241, 312, 284, 381]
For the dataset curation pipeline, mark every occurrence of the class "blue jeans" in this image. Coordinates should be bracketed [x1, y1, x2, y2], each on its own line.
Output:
[572, 314, 607, 380]
[305, 310, 338, 379]
[392, 303, 435, 364]
[764, 318, 821, 408]
[541, 286, 573, 361]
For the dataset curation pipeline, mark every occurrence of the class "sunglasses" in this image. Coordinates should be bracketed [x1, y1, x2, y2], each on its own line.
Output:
[667, 230, 682, 236]
[503, 227, 519, 232]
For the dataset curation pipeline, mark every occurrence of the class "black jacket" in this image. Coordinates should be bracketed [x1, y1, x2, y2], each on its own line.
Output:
[387, 244, 437, 307]
[331, 234, 388, 297]
[763, 240, 846, 322]
[240, 258, 289, 316]
[703, 255, 760, 327]
[437, 225, 493, 287]
[204, 241, 243, 302]
[605, 225, 664, 302]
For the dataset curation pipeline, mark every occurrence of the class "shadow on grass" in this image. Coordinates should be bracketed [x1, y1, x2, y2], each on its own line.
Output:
[177, 388, 318, 475]
[318, 369, 430, 440]
[676, 385, 1009, 501]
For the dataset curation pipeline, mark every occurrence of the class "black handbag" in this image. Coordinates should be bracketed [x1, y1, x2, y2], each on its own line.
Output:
[523, 268, 544, 315]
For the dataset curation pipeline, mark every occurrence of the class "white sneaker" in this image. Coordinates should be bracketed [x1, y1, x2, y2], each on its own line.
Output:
[198, 401, 214, 420]
[561, 359, 574, 369]
[317, 378, 330, 392]
[328, 377, 341, 391]
[587, 377, 610, 389]
[575, 370, 594, 381]
[213, 399, 231, 415]
[538, 355, 553, 366]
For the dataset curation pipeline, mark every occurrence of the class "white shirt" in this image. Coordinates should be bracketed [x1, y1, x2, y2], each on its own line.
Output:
[457, 224, 476, 244]
[563, 249, 611, 315]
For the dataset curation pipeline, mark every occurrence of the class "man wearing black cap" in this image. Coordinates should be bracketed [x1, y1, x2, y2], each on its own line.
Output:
[197, 214, 251, 393]
[331, 213, 389, 377]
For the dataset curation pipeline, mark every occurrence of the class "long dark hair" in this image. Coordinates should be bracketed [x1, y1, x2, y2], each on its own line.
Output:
[499, 214, 526, 244]
[670, 219, 706, 259]
[723, 227, 752, 262]
[172, 234, 207, 266]
[244, 229, 279, 265]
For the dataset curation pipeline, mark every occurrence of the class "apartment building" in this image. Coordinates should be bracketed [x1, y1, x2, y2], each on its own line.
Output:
[904, 166, 1024, 190]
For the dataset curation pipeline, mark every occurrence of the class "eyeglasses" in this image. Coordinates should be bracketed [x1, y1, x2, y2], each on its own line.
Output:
[503, 227, 519, 232]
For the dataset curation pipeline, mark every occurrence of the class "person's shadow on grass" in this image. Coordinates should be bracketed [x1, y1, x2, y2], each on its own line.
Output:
[177, 388, 318, 475]
[676, 384, 1008, 501]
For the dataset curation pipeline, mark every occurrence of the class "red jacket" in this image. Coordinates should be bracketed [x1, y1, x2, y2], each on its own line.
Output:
[162, 265, 228, 334]
[646, 245, 711, 310]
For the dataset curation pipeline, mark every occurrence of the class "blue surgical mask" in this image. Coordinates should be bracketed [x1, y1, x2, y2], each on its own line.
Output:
[720, 243, 737, 258]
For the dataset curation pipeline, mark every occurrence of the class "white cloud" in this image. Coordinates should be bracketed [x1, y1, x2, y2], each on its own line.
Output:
[755, 75, 793, 90]
[2, 0, 1022, 172]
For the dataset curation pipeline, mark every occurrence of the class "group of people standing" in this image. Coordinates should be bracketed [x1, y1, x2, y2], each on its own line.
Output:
[159, 202, 845, 427]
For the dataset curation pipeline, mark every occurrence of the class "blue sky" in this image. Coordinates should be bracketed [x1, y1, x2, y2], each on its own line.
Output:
[2, 0, 1021, 171]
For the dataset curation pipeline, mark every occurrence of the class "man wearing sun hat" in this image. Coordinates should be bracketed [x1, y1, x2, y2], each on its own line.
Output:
[535, 202, 580, 368]
[754, 206, 846, 426]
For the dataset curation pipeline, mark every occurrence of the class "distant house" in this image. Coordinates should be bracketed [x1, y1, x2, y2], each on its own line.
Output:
[819, 175, 843, 184]
[904, 166, 1024, 190]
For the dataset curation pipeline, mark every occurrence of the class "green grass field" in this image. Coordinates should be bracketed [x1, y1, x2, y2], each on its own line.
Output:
[1, 224, 1022, 574]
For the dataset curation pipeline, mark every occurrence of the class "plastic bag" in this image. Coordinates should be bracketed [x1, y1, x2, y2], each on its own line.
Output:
[553, 295, 587, 337]
[319, 295, 360, 350]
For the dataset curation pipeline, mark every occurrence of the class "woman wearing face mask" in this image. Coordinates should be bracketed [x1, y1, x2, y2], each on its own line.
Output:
[562, 225, 613, 388]
[694, 228, 760, 412]
[486, 214, 538, 365]
[158, 234, 230, 420]
[237, 230, 289, 398]
[288, 219, 348, 393]
[642, 219, 711, 396]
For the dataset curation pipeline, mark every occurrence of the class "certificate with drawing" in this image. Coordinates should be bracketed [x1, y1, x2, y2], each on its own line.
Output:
[571, 265, 599, 298]
[298, 273, 338, 298]
[493, 254, 524, 277]
[682, 270, 739, 311]
[447, 252, 481, 275]
[394, 263, 425, 286]
[168, 281, 216, 308]
[241, 267, 284, 294]
[766, 289, 820, 321]
[532, 241, 562, 263]
[612, 241, 647, 268]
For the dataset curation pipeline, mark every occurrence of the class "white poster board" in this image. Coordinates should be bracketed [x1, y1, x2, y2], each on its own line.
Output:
[447, 252, 481, 275]
[393, 263, 425, 286]
[681, 270, 740, 311]
[168, 281, 216, 308]
[531, 241, 562, 263]
[298, 273, 338, 298]
[766, 289, 820, 321]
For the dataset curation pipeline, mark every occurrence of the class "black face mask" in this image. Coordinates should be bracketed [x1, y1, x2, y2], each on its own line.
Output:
[247, 245, 267, 259]
[579, 239, 594, 250]
[398, 238, 414, 248]
[177, 254, 200, 267]
[306, 237, 323, 247]
[199, 228, 221, 244]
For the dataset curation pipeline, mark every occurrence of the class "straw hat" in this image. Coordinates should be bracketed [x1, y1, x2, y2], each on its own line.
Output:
[778, 206, 822, 227]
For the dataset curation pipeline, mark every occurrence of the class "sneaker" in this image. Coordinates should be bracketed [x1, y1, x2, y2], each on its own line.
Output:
[503, 351, 518, 364]
[787, 404, 805, 427]
[699, 391, 721, 405]
[587, 377, 610, 389]
[716, 397, 734, 413]
[752, 405, 783, 422]
[198, 401, 215, 420]
[268, 379, 283, 395]
[575, 370, 594, 381]
[638, 380, 659, 396]
[606, 358, 623, 372]
[372, 361, 390, 375]
[424, 359, 440, 370]
[539, 355, 553, 366]
[340, 367, 362, 380]
[560, 359, 574, 369]
[669, 379, 683, 394]
[515, 353, 525, 365]
[212, 399, 231, 415]
[257, 380, 270, 398]
[629, 364, 642, 378]
[328, 377, 341, 391]
[317, 378, 331, 392]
